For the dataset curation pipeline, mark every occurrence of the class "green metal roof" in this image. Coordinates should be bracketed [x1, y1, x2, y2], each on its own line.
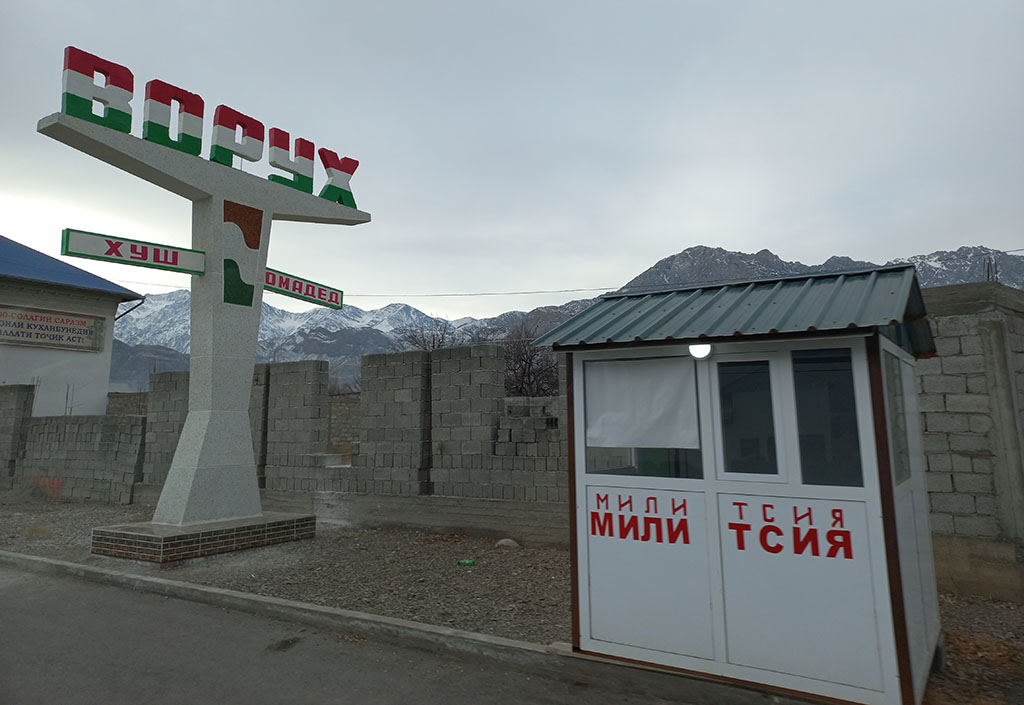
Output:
[534, 265, 935, 356]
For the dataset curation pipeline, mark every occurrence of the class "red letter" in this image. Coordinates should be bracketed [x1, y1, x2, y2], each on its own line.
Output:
[793, 506, 813, 526]
[728, 522, 751, 550]
[793, 527, 820, 556]
[618, 515, 638, 540]
[645, 497, 658, 514]
[590, 512, 613, 537]
[618, 495, 633, 512]
[666, 518, 690, 544]
[595, 494, 609, 510]
[831, 509, 845, 528]
[671, 498, 687, 516]
[762, 504, 775, 523]
[328, 291, 341, 306]
[317, 287, 327, 301]
[129, 243, 148, 261]
[104, 240, 124, 257]
[733, 501, 748, 520]
[826, 530, 853, 559]
[153, 249, 178, 266]
[641, 517, 663, 543]
[760, 525, 784, 554]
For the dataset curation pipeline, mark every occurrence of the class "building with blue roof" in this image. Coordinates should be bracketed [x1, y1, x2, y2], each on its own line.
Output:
[0, 235, 141, 416]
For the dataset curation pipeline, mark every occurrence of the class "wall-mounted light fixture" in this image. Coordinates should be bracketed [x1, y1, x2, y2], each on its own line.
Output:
[688, 343, 712, 359]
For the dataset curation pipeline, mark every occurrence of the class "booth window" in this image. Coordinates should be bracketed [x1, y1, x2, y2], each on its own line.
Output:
[793, 349, 863, 487]
[718, 361, 777, 474]
[883, 352, 912, 485]
[583, 357, 702, 478]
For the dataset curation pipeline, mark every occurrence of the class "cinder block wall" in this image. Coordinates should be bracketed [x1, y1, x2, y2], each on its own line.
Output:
[352, 351, 431, 495]
[351, 344, 569, 501]
[250, 365, 270, 485]
[141, 371, 189, 486]
[0, 385, 34, 484]
[430, 345, 503, 492]
[14, 415, 145, 503]
[263, 360, 331, 491]
[141, 361, 326, 491]
[106, 392, 148, 416]
[328, 392, 360, 454]
[919, 283, 1024, 542]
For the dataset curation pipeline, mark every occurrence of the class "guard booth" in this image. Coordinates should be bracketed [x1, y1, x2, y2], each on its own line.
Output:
[535, 266, 941, 705]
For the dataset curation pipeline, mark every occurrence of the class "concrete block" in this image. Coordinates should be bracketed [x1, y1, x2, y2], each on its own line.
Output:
[930, 493, 975, 515]
[953, 473, 993, 494]
[929, 512, 955, 533]
[975, 495, 996, 516]
[951, 454, 973, 473]
[942, 355, 986, 375]
[926, 472, 952, 493]
[945, 394, 990, 413]
[922, 375, 966, 394]
[972, 456, 994, 473]
[969, 415, 993, 434]
[949, 434, 991, 453]
[926, 413, 969, 434]
[966, 374, 988, 394]
[953, 515, 998, 537]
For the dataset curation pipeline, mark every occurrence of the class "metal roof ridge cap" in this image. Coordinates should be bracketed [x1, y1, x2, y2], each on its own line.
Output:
[532, 298, 610, 345]
[540, 297, 618, 344]
[601, 263, 917, 299]
[605, 290, 685, 341]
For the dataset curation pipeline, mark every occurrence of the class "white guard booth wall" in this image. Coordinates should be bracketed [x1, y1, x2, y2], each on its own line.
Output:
[538, 267, 941, 705]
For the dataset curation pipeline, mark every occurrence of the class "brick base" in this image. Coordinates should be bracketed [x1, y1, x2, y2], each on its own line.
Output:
[91, 512, 316, 563]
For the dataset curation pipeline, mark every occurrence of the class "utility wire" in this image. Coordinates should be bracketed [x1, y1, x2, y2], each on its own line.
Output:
[107, 246, 1024, 299]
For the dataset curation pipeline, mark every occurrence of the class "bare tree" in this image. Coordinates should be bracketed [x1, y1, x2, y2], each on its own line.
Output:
[329, 375, 361, 394]
[502, 319, 558, 397]
[392, 316, 459, 351]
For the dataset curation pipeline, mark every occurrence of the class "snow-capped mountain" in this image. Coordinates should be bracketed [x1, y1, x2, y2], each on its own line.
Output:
[893, 246, 1024, 289]
[111, 244, 1023, 390]
[620, 245, 1023, 293]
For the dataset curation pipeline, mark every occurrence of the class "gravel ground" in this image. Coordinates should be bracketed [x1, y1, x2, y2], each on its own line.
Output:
[1, 497, 1022, 704]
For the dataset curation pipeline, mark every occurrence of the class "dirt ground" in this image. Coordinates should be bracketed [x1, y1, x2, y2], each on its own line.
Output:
[1, 496, 1021, 704]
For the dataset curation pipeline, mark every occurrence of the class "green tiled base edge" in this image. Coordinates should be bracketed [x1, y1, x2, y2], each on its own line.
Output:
[91, 512, 316, 563]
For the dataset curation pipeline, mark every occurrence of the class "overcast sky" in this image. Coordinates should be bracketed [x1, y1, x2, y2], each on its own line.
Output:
[1, 1, 1021, 320]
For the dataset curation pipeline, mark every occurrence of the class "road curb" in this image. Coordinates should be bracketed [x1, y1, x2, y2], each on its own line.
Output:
[0, 549, 807, 705]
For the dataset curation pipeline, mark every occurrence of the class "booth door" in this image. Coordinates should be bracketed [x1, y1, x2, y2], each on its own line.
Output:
[708, 347, 887, 692]
[579, 355, 715, 660]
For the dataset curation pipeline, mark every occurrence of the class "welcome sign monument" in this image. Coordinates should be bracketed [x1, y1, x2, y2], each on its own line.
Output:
[39, 46, 370, 560]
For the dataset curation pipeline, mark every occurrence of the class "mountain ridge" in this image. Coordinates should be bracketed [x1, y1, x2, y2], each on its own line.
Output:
[111, 244, 1024, 390]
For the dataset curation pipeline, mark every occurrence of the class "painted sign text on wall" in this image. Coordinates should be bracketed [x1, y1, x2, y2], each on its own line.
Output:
[725, 500, 853, 559]
[264, 269, 342, 309]
[589, 492, 691, 544]
[60, 46, 360, 208]
[0, 306, 102, 351]
[62, 228, 205, 275]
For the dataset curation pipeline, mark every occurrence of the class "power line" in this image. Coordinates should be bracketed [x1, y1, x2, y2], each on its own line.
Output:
[106, 246, 1024, 299]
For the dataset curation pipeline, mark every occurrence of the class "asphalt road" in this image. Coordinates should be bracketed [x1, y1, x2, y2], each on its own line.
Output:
[0, 565, 682, 705]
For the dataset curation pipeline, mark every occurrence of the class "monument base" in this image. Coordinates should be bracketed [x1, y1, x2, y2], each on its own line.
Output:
[91, 512, 315, 563]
